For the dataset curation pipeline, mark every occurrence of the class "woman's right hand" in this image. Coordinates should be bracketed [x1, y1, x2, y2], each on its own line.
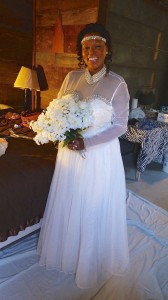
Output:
[67, 138, 85, 151]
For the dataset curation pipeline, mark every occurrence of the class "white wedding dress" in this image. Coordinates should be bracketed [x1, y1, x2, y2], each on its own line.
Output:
[37, 69, 130, 289]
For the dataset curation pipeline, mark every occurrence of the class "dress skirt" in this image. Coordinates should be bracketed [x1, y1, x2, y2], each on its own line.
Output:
[37, 138, 129, 289]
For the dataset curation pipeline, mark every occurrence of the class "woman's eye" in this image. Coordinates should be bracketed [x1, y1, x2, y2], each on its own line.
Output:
[82, 44, 103, 52]
[83, 46, 89, 51]
[95, 45, 101, 49]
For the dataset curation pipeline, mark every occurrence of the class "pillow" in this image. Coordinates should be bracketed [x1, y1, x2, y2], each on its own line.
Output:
[0, 104, 14, 116]
[0, 138, 8, 157]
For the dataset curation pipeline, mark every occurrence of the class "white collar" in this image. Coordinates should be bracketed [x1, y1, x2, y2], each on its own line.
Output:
[84, 66, 107, 84]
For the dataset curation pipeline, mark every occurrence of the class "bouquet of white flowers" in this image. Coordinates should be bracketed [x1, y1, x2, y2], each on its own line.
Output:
[30, 94, 93, 156]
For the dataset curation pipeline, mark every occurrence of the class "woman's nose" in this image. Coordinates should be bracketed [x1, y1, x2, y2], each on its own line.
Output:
[88, 47, 95, 55]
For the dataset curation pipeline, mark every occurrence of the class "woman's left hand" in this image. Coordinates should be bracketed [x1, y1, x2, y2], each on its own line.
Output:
[67, 138, 85, 151]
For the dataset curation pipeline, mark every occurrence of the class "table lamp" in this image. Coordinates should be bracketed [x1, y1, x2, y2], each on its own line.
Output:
[14, 66, 40, 111]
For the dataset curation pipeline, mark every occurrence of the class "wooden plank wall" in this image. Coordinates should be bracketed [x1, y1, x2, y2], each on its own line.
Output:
[0, 0, 33, 109]
[106, 0, 168, 107]
[0, 0, 167, 110]
[35, 0, 100, 108]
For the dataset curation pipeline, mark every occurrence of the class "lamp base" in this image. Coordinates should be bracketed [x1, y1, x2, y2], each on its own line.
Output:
[24, 89, 31, 112]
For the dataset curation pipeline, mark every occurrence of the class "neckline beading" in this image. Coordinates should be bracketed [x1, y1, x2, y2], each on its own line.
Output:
[84, 66, 107, 84]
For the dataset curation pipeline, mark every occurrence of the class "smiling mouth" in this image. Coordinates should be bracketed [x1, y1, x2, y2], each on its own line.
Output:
[88, 57, 98, 62]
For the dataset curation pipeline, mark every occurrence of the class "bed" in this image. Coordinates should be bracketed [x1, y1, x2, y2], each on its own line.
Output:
[0, 114, 56, 248]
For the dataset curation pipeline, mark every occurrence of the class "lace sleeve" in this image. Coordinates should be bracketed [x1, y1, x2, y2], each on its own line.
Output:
[84, 82, 130, 149]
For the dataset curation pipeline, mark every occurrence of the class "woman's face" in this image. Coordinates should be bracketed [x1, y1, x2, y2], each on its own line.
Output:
[81, 34, 108, 75]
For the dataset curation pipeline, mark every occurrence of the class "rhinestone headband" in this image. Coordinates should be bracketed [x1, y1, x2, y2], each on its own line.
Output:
[81, 35, 106, 44]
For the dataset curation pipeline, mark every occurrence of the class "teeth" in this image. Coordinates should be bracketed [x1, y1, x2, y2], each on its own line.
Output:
[89, 57, 97, 61]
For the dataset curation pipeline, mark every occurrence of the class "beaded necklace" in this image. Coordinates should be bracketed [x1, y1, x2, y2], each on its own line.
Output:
[85, 66, 107, 85]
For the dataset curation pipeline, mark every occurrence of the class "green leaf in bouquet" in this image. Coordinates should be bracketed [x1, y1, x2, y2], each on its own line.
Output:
[63, 128, 83, 147]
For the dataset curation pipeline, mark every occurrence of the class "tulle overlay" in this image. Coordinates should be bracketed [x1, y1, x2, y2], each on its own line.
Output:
[37, 99, 129, 289]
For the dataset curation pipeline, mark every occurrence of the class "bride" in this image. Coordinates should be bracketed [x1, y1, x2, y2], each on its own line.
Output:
[37, 22, 130, 289]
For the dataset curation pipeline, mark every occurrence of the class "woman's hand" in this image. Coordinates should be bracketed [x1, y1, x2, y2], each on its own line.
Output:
[67, 138, 85, 151]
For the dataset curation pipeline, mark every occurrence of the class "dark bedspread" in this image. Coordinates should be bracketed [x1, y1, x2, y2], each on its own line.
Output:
[0, 137, 56, 242]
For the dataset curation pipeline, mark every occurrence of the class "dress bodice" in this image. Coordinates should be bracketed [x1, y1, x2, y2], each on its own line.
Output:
[58, 70, 130, 145]
[64, 91, 114, 138]
[62, 91, 114, 139]
[81, 97, 113, 138]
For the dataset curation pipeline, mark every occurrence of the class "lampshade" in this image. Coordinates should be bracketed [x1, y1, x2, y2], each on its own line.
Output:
[14, 66, 40, 91]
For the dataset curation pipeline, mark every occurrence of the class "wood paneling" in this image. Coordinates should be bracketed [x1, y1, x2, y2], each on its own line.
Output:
[36, 0, 99, 108]
[36, 8, 98, 27]
[63, 25, 85, 53]
[0, 0, 33, 109]
[0, 0, 167, 109]
[144, 0, 168, 11]
[36, 0, 99, 11]
[107, 0, 168, 107]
